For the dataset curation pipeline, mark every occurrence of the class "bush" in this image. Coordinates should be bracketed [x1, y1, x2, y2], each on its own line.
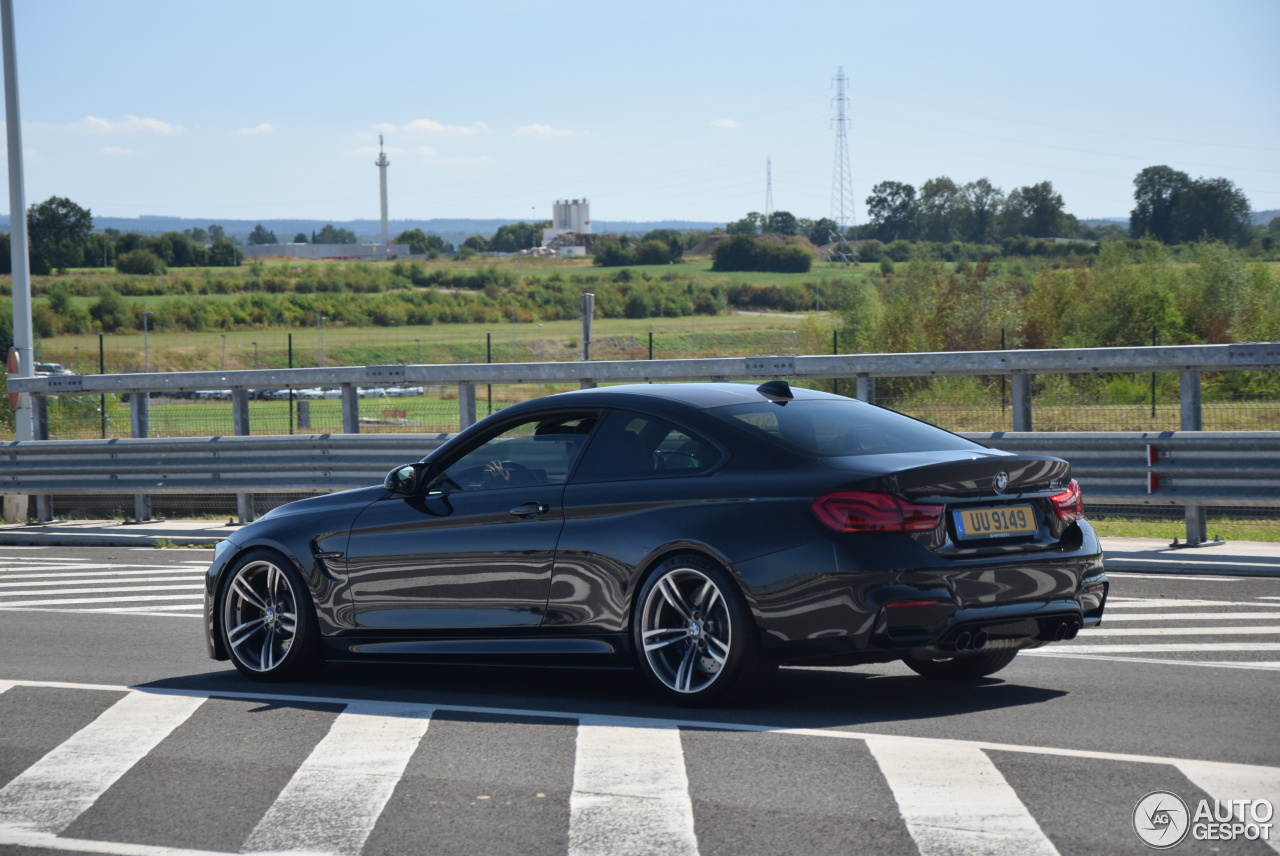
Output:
[712, 236, 812, 273]
[115, 249, 167, 275]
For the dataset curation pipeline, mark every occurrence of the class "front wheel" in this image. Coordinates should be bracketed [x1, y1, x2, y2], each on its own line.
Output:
[220, 548, 322, 681]
[632, 555, 774, 706]
[902, 649, 1019, 679]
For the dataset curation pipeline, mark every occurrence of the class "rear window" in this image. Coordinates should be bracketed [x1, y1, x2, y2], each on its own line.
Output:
[710, 399, 983, 457]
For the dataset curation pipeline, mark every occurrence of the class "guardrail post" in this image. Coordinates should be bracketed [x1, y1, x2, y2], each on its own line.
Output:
[1012, 373, 1033, 431]
[341, 384, 359, 434]
[297, 400, 311, 430]
[580, 380, 597, 390]
[458, 382, 476, 430]
[1179, 370, 1208, 544]
[129, 392, 152, 523]
[855, 376, 876, 404]
[231, 389, 254, 524]
[31, 394, 52, 522]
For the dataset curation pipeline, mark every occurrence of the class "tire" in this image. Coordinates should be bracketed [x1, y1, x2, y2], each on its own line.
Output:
[902, 649, 1019, 680]
[632, 555, 775, 706]
[219, 548, 322, 681]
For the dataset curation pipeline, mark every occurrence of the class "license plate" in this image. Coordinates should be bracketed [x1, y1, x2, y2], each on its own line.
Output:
[954, 505, 1036, 539]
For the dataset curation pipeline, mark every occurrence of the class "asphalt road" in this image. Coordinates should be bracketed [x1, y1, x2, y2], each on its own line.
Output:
[0, 546, 1277, 856]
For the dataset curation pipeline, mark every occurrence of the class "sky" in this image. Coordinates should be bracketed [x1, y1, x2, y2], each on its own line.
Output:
[3, 0, 1278, 228]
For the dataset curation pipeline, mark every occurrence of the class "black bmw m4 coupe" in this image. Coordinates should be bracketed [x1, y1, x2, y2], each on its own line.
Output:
[204, 381, 1108, 705]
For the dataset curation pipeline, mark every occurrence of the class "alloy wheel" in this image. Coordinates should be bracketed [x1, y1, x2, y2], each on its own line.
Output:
[639, 567, 732, 694]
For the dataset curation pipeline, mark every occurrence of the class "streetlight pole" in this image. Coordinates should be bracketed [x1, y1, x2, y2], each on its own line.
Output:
[142, 311, 153, 372]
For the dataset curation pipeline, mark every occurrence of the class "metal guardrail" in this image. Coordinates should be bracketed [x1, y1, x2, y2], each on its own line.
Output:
[2, 431, 1276, 543]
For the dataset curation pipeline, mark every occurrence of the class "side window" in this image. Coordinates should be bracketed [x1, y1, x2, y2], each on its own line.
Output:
[574, 410, 720, 482]
[429, 413, 596, 494]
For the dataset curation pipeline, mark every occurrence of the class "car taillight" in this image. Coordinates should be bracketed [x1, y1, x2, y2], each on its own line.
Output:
[811, 491, 943, 533]
[1050, 479, 1084, 521]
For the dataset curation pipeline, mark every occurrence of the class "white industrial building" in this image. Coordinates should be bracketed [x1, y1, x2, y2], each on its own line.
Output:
[541, 198, 591, 254]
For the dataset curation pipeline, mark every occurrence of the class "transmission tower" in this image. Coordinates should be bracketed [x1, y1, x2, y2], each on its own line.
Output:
[830, 67, 855, 257]
[764, 157, 774, 227]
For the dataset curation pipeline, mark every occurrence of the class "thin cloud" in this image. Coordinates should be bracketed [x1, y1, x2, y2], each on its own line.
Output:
[238, 123, 275, 135]
[710, 119, 740, 129]
[515, 123, 585, 138]
[399, 119, 489, 137]
[100, 146, 134, 156]
[73, 115, 182, 135]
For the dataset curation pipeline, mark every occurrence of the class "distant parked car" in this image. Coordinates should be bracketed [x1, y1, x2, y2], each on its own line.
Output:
[35, 362, 72, 376]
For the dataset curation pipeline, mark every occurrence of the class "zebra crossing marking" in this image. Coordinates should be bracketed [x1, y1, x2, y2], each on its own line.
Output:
[1081, 626, 1280, 636]
[1022, 651, 1280, 670]
[866, 738, 1059, 856]
[1, 679, 1278, 856]
[1104, 611, 1280, 621]
[0, 691, 205, 835]
[569, 721, 698, 856]
[242, 705, 431, 856]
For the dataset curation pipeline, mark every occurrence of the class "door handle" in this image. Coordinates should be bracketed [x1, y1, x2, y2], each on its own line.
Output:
[508, 501, 549, 519]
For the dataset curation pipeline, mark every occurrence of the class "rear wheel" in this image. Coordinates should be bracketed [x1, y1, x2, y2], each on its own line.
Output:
[220, 548, 322, 681]
[903, 649, 1019, 679]
[632, 555, 774, 706]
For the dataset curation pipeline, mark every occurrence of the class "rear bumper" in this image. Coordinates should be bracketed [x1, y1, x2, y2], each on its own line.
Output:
[743, 522, 1107, 663]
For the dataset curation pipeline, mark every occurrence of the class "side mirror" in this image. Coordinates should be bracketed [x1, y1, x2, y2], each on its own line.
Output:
[383, 462, 429, 496]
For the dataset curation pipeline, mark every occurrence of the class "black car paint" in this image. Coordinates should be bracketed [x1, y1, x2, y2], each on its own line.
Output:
[205, 383, 1107, 669]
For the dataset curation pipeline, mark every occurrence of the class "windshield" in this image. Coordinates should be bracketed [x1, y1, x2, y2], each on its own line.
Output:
[710, 399, 984, 458]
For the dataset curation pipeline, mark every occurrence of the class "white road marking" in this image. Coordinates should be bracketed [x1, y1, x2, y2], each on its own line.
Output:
[0, 569, 202, 580]
[0, 576, 205, 588]
[1105, 612, 1280, 621]
[1105, 599, 1280, 609]
[0, 691, 204, 835]
[0, 606, 201, 617]
[866, 738, 1059, 856]
[241, 704, 430, 856]
[1080, 627, 1280, 637]
[1055, 642, 1280, 653]
[0, 593, 204, 608]
[1177, 760, 1280, 855]
[1106, 573, 1246, 581]
[570, 720, 699, 856]
[4, 679, 1280, 777]
[1023, 651, 1280, 670]
[0, 584, 203, 598]
[0, 831, 231, 856]
[1107, 558, 1280, 569]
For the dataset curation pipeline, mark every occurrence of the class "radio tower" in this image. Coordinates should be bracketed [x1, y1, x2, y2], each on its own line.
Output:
[375, 134, 390, 253]
[764, 157, 774, 228]
[830, 68, 855, 255]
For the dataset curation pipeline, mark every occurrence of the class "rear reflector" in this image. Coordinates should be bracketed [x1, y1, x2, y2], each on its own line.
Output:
[811, 491, 943, 533]
[1050, 479, 1084, 522]
[885, 600, 939, 608]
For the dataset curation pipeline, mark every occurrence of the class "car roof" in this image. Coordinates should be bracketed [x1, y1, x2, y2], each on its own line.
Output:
[550, 381, 841, 409]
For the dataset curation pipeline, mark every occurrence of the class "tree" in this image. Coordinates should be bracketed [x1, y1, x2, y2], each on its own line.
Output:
[1130, 166, 1191, 243]
[207, 237, 241, 266]
[185, 227, 210, 243]
[726, 212, 763, 235]
[208, 224, 225, 240]
[917, 177, 961, 242]
[865, 182, 917, 242]
[116, 249, 166, 275]
[807, 218, 841, 245]
[1269, 217, 1280, 234]
[958, 178, 1004, 244]
[461, 235, 489, 253]
[248, 224, 278, 245]
[27, 196, 93, 274]
[764, 210, 799, 236]
[1001, 181, 1066, 238]
[640, 229, 684, 262]
[314, 224, 357, 244]
[89, 287, 131, 331]
[293, 232, 308, 243]
[489, 221, 547, 253]
[1174, 177, 1252, 245]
